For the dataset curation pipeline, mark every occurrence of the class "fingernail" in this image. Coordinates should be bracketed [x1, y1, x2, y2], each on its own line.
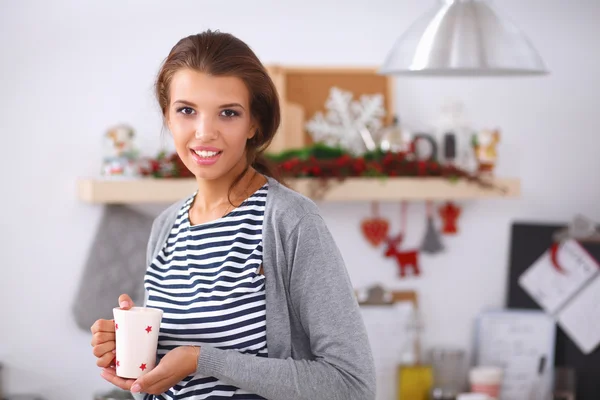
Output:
[100, 370, 106, 377]
[112, 349, 116, 354]
[120, 301, 130, 308]
[131, 384, 141, 393]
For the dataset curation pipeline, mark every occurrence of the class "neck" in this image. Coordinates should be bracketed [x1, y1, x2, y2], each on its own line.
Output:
[193, 156, 256, 212]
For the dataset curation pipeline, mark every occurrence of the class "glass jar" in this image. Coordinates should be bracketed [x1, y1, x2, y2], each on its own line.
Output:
[428, 348, 468, 400]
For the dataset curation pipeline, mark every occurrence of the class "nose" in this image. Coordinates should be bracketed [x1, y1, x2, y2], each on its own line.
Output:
[195, 114, 218, 141]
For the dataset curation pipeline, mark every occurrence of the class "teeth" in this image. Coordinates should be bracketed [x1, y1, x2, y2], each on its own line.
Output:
[194, 150, 219, 158]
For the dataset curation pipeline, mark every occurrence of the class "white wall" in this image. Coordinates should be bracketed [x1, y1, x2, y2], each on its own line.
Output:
[1, 0, 599, 399]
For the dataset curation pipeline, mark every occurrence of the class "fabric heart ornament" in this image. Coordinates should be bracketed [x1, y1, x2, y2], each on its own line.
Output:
[361, 202, 389, 247]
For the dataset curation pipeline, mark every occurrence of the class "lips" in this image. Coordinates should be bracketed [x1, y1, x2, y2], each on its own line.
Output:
[193, 149, 222, 158]
[189, 147, 222, 166]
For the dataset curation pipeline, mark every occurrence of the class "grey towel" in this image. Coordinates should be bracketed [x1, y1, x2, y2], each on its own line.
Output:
[72, 205, 153, 331]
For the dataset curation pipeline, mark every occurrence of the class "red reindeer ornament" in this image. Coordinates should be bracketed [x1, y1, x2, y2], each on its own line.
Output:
[384, 233, 420, 278]
[384, 202, 421, 278]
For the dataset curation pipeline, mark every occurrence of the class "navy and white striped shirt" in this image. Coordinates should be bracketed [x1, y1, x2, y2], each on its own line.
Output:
[144, 183, 269, 400]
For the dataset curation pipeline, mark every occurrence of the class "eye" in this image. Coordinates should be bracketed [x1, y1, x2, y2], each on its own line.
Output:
[176, 107, 195, 115]
[220, 109, 240, 118]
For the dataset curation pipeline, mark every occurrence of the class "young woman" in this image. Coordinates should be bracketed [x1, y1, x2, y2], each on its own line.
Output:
[90, 30, 375, 400]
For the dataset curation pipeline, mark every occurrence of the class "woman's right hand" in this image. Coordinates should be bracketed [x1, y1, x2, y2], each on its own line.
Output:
[90, 294, 134, 367]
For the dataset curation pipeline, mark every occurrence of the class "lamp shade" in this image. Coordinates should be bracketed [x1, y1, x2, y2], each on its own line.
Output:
[380, 0, 548, 76]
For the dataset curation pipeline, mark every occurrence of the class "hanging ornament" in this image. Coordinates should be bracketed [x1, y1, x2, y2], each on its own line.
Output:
[439, 201, 461, 235]
[421, 201, 444, 254]
[361, 202, 390, 247]
[383, 202, 421, 278]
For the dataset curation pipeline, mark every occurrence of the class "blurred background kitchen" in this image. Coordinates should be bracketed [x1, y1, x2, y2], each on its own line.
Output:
[1, 1, 599, 399]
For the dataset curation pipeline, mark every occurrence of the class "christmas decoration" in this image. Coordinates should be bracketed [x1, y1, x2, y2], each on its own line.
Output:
[439, 202, 461, 235]
[431, 100, 477, 171]
[472, 129, 500, 175]
[384, 202, 421, 278]
[377, 115, 413, 154]
[412, 134, 438, 162]
[263, 143, 506, 192]
[305, 86, 385, 155]
[361, 202, 390, 247]
[384, 234, 420, 278]
[420, 201, 444, 254]
[101, 124, 141, 177]
[139, 150, 194, 178]
[140, 143, 508, 196]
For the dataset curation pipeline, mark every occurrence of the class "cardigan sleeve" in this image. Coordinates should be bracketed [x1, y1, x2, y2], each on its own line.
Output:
[193, 212, 376, 400]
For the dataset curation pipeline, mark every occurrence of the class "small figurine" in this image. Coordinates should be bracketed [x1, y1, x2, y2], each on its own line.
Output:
[472, 129, 500, 175]
[101, 124, 140, 177]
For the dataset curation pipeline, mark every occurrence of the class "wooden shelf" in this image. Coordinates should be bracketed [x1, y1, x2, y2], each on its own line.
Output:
[77, 177, 520, 204]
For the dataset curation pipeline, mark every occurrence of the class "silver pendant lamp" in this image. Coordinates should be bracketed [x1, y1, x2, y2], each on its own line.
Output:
[380, 0, 548, 76]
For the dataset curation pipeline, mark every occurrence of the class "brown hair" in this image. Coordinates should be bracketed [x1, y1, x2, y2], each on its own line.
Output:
[155, 30, 282, 196]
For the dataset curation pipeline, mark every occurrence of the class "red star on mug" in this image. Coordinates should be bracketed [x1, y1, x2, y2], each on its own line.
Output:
[139, 363, 147, 371]
[115, 323, 118, 330]
[145, 326, 152, 333]
[116, 360, 120, 367]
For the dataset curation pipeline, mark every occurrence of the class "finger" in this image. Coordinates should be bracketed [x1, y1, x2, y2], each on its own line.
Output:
[133, 368, 172, 395]
[96, 351, 115, 368]
[91, 331, 115, 347]
[92, 341, 115, 358]
[91, 319, 116, 335]
[141, 376, 172, 396]
[101, 367, 135, 391]
[118, 294, 135, 310]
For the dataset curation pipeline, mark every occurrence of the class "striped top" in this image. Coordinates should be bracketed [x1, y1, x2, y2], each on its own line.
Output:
[144, 183, 269, 400]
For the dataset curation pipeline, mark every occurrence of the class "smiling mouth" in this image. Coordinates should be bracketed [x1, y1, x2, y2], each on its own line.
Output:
[192, 149, 222, 158]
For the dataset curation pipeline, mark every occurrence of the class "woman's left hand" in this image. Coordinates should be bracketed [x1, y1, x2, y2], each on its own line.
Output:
[100, 346, 200, 395]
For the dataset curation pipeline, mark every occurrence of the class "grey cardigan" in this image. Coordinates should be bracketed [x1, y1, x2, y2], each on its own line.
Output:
[136, 176, 376, 400]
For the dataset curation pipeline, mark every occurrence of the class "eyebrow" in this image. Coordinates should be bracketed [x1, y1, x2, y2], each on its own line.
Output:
[172, 100, 196, 107]
[220, 103, 245, 110]
[172, 100, 245, 110]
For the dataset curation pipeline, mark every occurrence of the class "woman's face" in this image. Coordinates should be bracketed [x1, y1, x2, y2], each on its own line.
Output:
[166, 68, 256, 182]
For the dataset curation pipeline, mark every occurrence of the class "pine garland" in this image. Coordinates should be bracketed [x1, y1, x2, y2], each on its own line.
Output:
[265, 144, 506, 193]
[140, 144, 506, 193]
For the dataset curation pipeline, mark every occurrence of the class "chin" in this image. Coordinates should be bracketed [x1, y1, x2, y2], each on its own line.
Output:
[192, 170, 226, 181]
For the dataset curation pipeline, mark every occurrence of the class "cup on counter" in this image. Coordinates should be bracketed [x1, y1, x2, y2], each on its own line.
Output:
[113, 306, 163, 379]
[468, 366, 503, 400]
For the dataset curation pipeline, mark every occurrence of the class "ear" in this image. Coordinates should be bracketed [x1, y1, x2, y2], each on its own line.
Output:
[164, 111, 173, 133]
[247, 121, 258, 140]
